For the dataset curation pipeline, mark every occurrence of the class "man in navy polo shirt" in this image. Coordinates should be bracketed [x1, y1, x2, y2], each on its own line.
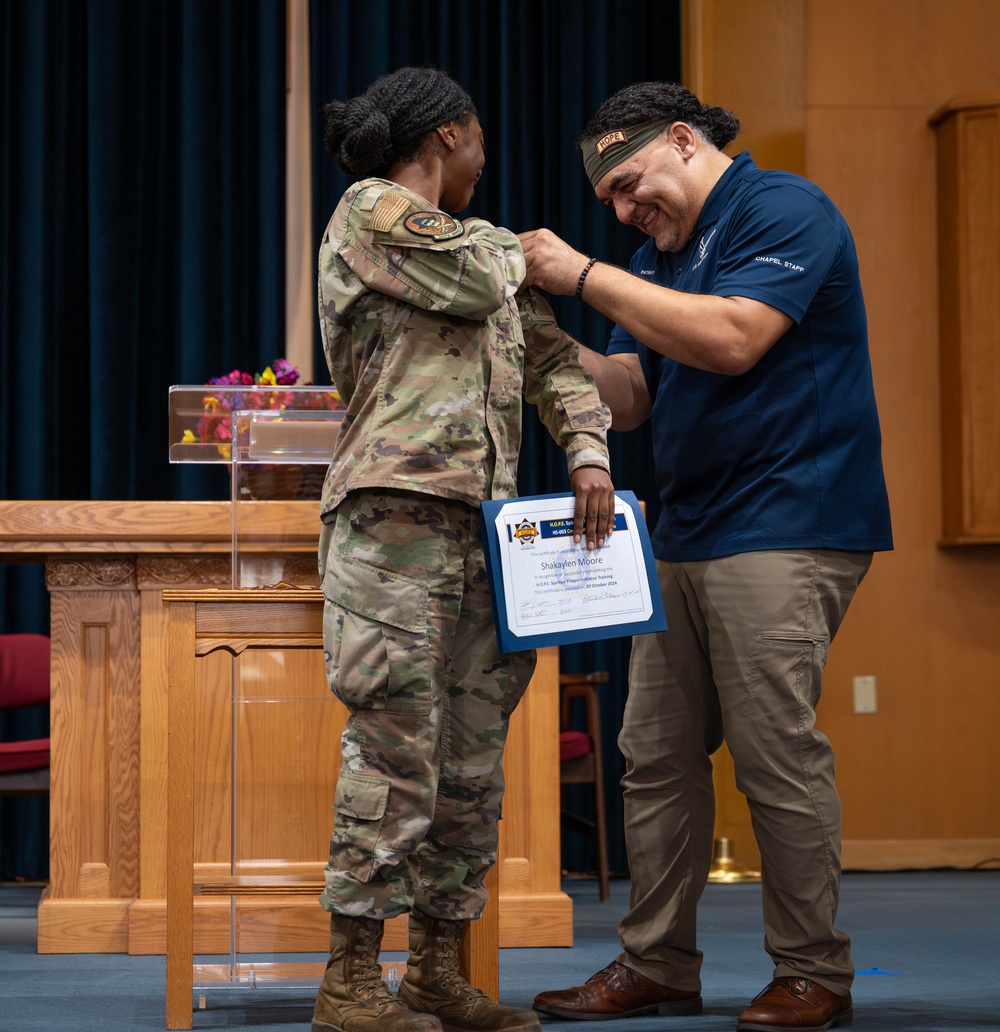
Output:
[518, 82, 892, 1032]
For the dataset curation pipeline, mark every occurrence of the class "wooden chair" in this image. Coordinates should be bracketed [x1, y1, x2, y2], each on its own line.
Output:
[163, 588, 499, 1029]
[0, 633, 51, 797]
[558, 670, 610, 902]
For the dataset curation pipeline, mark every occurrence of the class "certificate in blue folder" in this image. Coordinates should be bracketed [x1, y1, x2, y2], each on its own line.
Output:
[480, 490, 666, 653]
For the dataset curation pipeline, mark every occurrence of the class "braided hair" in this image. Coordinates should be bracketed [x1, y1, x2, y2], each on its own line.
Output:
[324, 66, 477, 180]
[578, 82, 740, 152]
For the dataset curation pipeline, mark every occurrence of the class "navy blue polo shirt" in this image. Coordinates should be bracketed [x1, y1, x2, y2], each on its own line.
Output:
[607, 152, 893, 562]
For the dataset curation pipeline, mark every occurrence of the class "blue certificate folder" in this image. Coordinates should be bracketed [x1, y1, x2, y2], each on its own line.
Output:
[480, 490, 666, 653]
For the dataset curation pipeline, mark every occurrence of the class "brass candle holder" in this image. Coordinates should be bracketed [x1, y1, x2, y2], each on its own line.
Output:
[707, 836, 761, 884]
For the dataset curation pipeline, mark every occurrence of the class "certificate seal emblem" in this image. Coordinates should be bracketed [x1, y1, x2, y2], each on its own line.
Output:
[513, 518, 539, 545]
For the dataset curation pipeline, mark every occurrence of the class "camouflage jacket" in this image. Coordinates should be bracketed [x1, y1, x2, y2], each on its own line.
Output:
[317, 178, 611, 516]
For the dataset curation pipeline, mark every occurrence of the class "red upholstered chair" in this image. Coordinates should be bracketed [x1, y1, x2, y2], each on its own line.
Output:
[559, 670, 611, 902]
[0, 633, 51, 796]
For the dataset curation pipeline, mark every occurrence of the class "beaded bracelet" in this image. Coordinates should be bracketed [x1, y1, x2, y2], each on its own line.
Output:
[575, 257, 598, 299]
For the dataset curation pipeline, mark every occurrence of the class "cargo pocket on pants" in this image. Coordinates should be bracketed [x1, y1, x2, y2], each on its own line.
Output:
[331, 769, 392, 881]
[322, 551, 429, 714]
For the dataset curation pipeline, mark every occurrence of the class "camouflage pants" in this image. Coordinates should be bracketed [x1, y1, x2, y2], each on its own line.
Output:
[317, 490, 536, 921]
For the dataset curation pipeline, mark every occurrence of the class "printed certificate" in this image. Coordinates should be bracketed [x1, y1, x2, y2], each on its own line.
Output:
[480, 490, 666, 652]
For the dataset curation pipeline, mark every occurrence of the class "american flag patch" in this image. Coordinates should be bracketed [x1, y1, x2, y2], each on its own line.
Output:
[370, 191, 411, 233]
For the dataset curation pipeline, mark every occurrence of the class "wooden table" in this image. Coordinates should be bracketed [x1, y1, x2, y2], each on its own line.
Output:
[0, 501, 572, 957]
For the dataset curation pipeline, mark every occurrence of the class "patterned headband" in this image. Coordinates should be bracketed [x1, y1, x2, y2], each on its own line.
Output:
[581, 118, 672, 187]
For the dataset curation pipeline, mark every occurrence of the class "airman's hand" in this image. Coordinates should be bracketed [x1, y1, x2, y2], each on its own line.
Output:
[569, 466, 616, 550]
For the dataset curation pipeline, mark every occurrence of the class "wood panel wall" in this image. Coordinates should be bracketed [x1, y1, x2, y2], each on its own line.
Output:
[684, 0, 1000, 869]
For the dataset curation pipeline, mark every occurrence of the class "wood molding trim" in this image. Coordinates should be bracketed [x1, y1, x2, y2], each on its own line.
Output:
[0, 500, 321, 554]
[842, 839, 1000, 872]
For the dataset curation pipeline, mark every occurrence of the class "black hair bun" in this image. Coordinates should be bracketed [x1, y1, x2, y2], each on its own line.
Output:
[324, 96, 391, 177]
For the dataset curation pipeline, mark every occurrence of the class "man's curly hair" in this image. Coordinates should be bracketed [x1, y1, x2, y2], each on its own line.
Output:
[579, 82, 740, 152]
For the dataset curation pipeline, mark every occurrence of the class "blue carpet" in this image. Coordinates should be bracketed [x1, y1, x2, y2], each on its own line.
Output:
[1, 872, 998, 1031]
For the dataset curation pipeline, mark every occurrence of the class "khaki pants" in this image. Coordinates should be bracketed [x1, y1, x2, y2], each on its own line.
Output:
[318, 490, 535, 922]
[617, 549, 872, 995]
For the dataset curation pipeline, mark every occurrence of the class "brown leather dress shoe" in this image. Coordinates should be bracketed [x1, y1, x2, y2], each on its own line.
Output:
[737, 977, 853, 1031]
[532, 960, 702, 1020]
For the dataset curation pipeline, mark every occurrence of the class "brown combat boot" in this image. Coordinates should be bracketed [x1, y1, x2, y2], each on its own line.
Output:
[398, 913, 541, 1032]
[312, 913, 442, 1032]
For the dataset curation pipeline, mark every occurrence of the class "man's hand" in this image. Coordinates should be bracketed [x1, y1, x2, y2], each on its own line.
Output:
[570, 466, 616, 550]
[518, 229, 591, 296]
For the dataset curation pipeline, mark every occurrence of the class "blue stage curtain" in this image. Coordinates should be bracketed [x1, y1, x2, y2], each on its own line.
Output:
[0, 0, 286, 510]
[309, 0, 681, 877]
[0, 0, 286, 879]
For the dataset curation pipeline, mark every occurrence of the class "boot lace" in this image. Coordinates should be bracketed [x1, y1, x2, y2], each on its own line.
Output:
[349, 920, 395, 1001]
[429, 923, 482, 1000]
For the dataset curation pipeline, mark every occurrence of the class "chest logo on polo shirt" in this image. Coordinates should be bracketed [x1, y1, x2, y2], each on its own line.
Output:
[691, 228, 717, 272]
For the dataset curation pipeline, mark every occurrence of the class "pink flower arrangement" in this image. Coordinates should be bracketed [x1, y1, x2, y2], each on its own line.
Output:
[208, 357, 301, 388]
[181, 358, 342, 459]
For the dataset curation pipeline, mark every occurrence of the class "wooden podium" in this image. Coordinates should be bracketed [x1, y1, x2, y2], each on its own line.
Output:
[163, 587, 505, 1028]
[0, 501, 573, 957]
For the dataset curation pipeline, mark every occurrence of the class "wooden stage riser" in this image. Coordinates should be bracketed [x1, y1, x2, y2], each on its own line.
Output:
[36, 894, 572, 955]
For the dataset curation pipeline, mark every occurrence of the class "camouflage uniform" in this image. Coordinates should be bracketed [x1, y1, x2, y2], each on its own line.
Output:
[316, 178, 610, 921]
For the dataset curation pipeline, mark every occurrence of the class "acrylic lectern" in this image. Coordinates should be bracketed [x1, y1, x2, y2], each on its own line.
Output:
[163, 388, 500, 1028]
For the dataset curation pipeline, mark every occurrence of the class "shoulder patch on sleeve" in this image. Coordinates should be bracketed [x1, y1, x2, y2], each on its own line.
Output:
[370, 190, 412, 233]
[402, 211, 465, 242]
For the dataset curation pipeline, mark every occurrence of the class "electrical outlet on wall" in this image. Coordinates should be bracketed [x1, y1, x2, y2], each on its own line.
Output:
[852, 675, 878, 714]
